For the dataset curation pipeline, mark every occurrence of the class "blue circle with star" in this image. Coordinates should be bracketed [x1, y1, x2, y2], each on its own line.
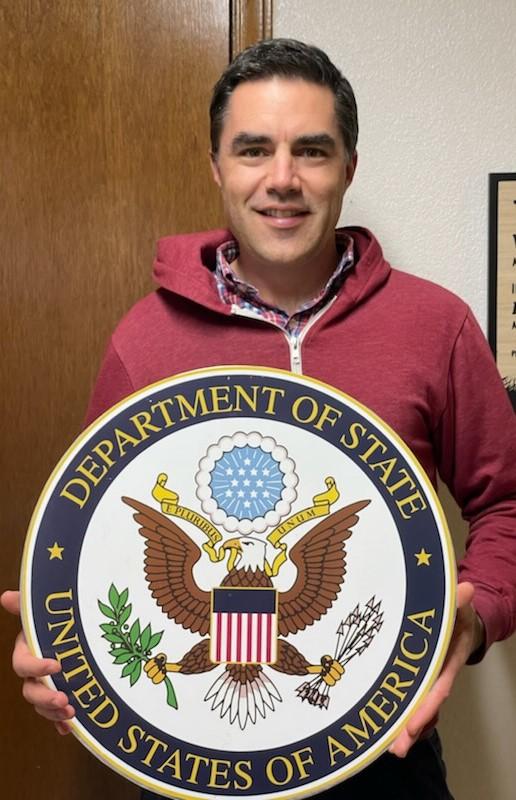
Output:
[209, 445, 284, 520]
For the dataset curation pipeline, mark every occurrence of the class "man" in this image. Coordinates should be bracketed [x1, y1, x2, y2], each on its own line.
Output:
[3, 38, 516, 800]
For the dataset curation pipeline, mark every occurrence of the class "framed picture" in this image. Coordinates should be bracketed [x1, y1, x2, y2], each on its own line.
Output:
[488, 173, 516, 410]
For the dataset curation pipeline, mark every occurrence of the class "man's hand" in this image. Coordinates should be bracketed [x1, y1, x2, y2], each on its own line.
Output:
[1, 589, 75, 735]
[389, 581, 484, 757]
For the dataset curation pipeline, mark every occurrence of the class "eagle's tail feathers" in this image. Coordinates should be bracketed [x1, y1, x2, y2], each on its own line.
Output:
[260, 671, 282, 702]
[253, 680, 266, 719]
[256, 676, 274, 711]
[205, 668, 282, 729]
[238, 684, 249, 730]
[253, 672, 281, 713]
[204, 671, 232, 716]
[247, 681, 257, 724]
[229, 682, 240, 724]
[220, 681, 235, 718]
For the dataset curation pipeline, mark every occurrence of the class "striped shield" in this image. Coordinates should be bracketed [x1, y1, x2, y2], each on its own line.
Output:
[210, 587, 278, 664]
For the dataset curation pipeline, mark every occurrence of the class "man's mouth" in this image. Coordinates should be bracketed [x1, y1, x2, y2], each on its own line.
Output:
[258, 208, 309, 218]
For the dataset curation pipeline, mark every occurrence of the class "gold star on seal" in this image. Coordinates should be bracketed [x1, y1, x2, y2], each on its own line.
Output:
[415, 548, 431, 566]
[47, 542, 64, 560]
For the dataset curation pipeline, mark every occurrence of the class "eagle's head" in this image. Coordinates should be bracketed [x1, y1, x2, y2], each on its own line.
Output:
[223, 536, 267, 572]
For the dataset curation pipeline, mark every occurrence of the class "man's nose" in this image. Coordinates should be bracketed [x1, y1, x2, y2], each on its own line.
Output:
[265, 152, 301, 195]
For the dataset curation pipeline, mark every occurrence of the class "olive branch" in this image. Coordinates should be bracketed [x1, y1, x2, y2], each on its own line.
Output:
[98, 583, 178, 708]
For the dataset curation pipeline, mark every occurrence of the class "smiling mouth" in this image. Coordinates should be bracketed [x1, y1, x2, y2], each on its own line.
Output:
[258, 209, 309, 218]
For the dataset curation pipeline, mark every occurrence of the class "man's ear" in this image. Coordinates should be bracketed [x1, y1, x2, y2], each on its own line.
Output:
[210, 151, 222, 188]
[345, 151, 358, 189]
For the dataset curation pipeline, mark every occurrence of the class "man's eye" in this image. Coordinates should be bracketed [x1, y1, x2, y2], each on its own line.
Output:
[241, 147, 267, 158]
[301, 148, 325, 158]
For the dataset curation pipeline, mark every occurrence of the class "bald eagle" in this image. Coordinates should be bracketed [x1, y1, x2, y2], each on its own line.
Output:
[123, 496, 369, 729]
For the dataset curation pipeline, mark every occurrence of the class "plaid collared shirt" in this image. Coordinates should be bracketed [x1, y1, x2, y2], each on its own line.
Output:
[214, 232, 354, 337]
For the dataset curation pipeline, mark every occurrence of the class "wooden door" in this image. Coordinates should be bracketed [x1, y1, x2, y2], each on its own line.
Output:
[0, 2, 271, 797]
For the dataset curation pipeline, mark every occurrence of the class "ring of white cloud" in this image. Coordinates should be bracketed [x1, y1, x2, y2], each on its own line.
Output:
[195, 431, 298, 534]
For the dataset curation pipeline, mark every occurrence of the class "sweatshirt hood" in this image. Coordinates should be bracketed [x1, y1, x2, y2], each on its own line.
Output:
[153, 226, 391, 315]
[154, 228, 233, 314]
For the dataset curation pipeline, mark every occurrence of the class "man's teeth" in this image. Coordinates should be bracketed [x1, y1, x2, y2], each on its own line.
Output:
[262, 209, 305, 217]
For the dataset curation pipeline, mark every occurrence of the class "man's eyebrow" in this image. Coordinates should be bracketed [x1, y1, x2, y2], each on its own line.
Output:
[229, 132, 338, 152]
[230, 133, 273, 151]
[294, 133, 337, 149]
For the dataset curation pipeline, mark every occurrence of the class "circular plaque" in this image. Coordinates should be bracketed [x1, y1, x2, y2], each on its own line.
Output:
[21, 368, 455, 799]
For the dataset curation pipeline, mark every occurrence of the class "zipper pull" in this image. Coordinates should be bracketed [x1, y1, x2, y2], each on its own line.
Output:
[290, 336, 301, 372]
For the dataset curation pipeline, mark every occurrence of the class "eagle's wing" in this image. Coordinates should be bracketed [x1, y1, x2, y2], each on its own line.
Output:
[278, 500, 370, 637]
[122, 496, 211, 636]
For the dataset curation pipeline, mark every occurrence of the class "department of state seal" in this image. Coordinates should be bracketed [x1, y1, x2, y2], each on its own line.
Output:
[21, 368, 455, 799]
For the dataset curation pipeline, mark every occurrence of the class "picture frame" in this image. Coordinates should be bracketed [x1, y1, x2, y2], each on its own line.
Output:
[488, 173, 516, 410]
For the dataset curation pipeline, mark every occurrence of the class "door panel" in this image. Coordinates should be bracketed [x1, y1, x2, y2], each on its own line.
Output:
[0, 2, 244, 796]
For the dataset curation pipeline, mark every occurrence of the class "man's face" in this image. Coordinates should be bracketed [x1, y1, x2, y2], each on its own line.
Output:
[211, 77, 356, 272]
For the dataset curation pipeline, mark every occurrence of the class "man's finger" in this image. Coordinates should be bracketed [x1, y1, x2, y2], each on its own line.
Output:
[1, 590, 21, 615]
[389, 650, 459, 756]
[389, 581, 478, 757]
[35, 703, 75, 723]
[55, 721, 72, 736]
[405, 674, 452, 735]
[12, 631, 61, 679]
[55, 721, 73, 736]
[22, 678, 69, 709]
[456, 581, 474, 609]
[389, 727, 413, 758]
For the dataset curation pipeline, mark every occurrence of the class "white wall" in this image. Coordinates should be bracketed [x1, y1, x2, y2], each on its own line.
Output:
[275, 0, 516, 329]
[274, 2, 516, 797]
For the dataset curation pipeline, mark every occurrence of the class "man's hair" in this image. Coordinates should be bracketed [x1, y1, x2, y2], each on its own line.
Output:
[210, 38, 358, 159]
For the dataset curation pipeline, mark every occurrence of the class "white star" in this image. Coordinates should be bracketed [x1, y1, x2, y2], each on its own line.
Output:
[244, 458, 251, 466]
[243, 479, 250, 486]
[225, 489, 233, 497]
[238, 468, 245, 476]
[250, 490, 257, 498]
[231, 479, 238, 487]
[237, 490, 244, 498]
[262, 468, 270, 476]
[256, 480, 263, 487]
[263, 490, 270, 498]
[250, 468, 257, 476]
[225, 467, 233, 476]
[244, 501, 251, 508]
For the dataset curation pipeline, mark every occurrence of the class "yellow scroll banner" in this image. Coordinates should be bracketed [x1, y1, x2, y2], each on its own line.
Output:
[152, 473, 224, 562]
[151, 473, 340, 574]
[265, 477, 339, 575]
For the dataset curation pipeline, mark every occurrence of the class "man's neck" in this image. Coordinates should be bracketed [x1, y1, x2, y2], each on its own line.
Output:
[232, 247, 340, 316]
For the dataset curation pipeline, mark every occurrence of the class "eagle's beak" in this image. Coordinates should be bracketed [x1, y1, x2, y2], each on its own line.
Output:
[222, 537, 242, 571]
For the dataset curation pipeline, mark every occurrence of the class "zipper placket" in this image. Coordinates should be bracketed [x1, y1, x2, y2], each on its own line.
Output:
[231, 294, 337, 375]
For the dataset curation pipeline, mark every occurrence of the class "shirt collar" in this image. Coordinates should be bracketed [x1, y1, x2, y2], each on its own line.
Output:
[214, 232, 354, 317]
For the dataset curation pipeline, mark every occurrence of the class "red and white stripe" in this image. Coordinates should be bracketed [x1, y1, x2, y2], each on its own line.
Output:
[211, 611, 277, 664]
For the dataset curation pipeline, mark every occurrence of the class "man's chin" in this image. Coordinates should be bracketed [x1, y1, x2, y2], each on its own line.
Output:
[251, 247, 314, 269]
[244, 233, 321, 268]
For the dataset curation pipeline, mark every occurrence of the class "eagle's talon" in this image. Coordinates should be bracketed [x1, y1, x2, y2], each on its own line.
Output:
[320, 654, 333, 674]
[144, 653, 181, 683]
[319, 655, 344, 686]
[306, 656, 345, 685]
[144, 652, 168, 684]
